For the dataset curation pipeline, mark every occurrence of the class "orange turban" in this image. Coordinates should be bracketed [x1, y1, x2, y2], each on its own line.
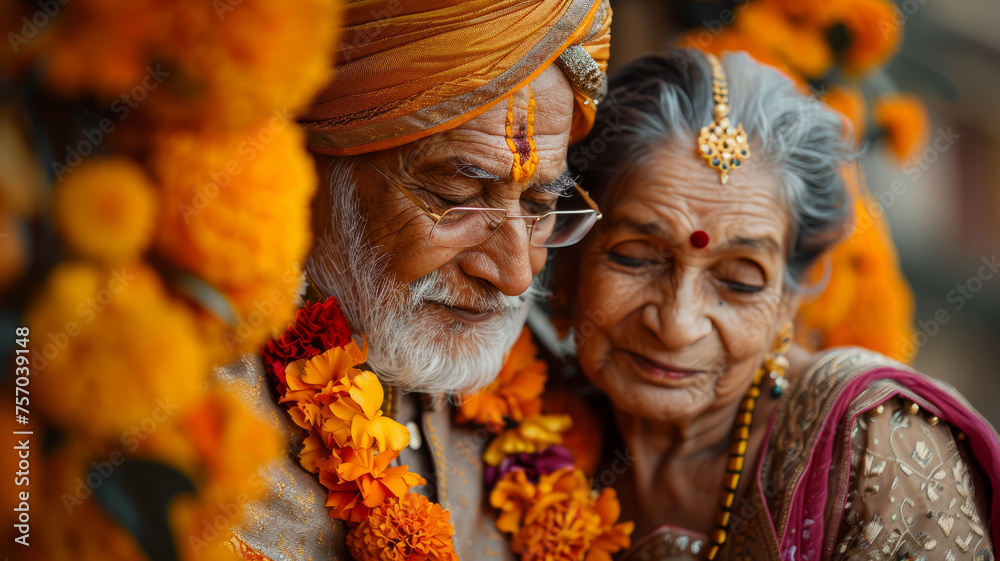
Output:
[302, 0, 612, 155]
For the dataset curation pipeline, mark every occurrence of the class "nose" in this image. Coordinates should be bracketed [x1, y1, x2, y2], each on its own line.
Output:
[455, 214, 542, 296]
[641, 269, 712, 350]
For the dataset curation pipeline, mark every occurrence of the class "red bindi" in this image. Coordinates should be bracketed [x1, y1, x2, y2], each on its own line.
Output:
[690, 230, 710, 249]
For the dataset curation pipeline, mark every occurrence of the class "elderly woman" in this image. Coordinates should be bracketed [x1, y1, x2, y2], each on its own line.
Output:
[558, 50, 1000, 560]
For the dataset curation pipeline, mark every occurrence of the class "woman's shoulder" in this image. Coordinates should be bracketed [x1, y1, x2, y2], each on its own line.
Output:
[776, 345, 998, 462]
[789, 346, 976, 422]
[759, 347, 999, 558]
[769, 346, 914, 449]
[790, 346, 997, 434]
[793, 345, 909, 394]
[832, 394, 995, 560]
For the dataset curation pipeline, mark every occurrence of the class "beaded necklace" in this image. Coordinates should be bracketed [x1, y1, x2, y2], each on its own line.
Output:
[707, 326, 791, 560]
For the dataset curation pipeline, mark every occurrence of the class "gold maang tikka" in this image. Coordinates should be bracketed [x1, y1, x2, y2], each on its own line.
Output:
[697, 53, 751, 184]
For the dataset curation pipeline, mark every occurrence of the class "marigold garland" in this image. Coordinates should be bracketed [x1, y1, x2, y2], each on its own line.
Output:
[873, 93, 931, 162]
[455, 327, 633, 559]
[150, 119, 315, 355]
[264, 298, 633, 560]
[150, 120, 313, 294]
[347, 493, 459, 561]
[7, 1, 343, 559]
[456, 327, 547, 432]
[9, 0, 340, 129]
[26, 262, 207, 438]
[53, 157, 159, 263]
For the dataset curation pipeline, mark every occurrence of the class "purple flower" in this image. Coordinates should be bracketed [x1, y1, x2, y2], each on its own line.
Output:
[485, 446, 575, 488]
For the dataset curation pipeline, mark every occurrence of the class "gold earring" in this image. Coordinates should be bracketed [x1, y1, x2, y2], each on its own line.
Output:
[763, 323, 793, 398]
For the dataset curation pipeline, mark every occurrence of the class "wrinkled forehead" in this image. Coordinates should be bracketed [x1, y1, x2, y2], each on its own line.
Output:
[395, 65, 576, 182]
[606, 145, 790, 243]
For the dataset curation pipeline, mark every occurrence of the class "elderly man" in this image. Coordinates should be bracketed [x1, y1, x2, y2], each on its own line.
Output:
[216, 1, 612, 559]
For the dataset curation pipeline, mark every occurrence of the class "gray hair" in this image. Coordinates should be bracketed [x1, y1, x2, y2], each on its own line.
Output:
[570, 49, 853, 288]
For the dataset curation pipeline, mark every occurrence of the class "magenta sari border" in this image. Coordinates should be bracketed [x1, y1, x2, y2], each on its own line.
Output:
[781, 366, 1000, 558]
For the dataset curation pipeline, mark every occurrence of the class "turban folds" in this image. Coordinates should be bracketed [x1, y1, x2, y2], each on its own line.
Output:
[303, 0, 612, 155]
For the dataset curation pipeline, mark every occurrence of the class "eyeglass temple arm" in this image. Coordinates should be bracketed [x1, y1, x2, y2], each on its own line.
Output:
[574, 184, 603, 220]
[363, 157, 443, 221]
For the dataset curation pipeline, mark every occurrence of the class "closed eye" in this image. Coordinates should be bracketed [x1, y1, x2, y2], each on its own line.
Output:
[422, 190, 474, 210]
[608, 251, 654, 268]
[721, 280, 764, 294]
[522, 196, 559, 214]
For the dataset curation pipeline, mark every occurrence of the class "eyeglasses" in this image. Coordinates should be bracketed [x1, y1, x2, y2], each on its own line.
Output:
[364, 158, 602, 249]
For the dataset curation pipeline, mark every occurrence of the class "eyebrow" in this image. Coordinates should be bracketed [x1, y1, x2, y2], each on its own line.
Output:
[451, 158, 501, 182]
[609, 217, 673, 239]
[721, 236, 781, 253]
[609, 218, 781, 253]
[531, 171, 577, 196]
[448, 156, 575, 196]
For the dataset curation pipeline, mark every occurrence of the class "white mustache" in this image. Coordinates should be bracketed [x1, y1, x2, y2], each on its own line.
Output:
[406, 269, 540, 314]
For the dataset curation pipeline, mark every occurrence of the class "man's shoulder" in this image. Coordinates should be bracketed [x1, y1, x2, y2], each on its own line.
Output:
[213, 354, 351, 560]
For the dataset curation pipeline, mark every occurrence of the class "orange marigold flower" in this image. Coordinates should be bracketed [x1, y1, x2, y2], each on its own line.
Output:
[796, 174, 915, 363]
[347, 493, 459, 561]
[456, 327, 547, 431]
[587, 487, 635, 561]
[54, 157, 158, 263]
[281, 343, 409, 453]
[281, 340, 365, 410]
[21, 0, 341, 126]
[151, 120, 314, 353]
[484, 414, 573, 466]
[491, 468, 633, 561]
[734, 3, 833, 80]
[759, 0, 844, 27]
[320, 447, 424, 523]
[26, 262, 207, 437]
[490, 469, 537, 534]
[147, 0, 342, 130]
[838, 0, 902, 78]
[821, 86, 867, 146]
[542, 392, 603, 478]
[19, 0, 169, 97]
[326, 371, 411, 452]
[873, 93, 930, 162]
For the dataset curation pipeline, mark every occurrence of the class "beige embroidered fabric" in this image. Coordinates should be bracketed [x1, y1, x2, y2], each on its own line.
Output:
[833, 397, 994, 560]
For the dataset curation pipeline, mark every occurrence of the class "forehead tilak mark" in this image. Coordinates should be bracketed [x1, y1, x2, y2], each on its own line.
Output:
[505, 85, 538, 183]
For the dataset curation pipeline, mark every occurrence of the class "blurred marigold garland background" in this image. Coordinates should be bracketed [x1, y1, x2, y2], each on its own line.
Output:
[0, 0, 342, 559]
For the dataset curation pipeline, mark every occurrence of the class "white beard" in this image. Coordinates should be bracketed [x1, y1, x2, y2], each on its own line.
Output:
[305, 157, 538, 395]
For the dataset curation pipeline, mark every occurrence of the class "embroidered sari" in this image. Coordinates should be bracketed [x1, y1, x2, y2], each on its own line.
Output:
[623, 348, 1000, 560]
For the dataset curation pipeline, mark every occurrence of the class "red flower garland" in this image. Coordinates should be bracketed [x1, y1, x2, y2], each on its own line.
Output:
[262, 296, 352, 393]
